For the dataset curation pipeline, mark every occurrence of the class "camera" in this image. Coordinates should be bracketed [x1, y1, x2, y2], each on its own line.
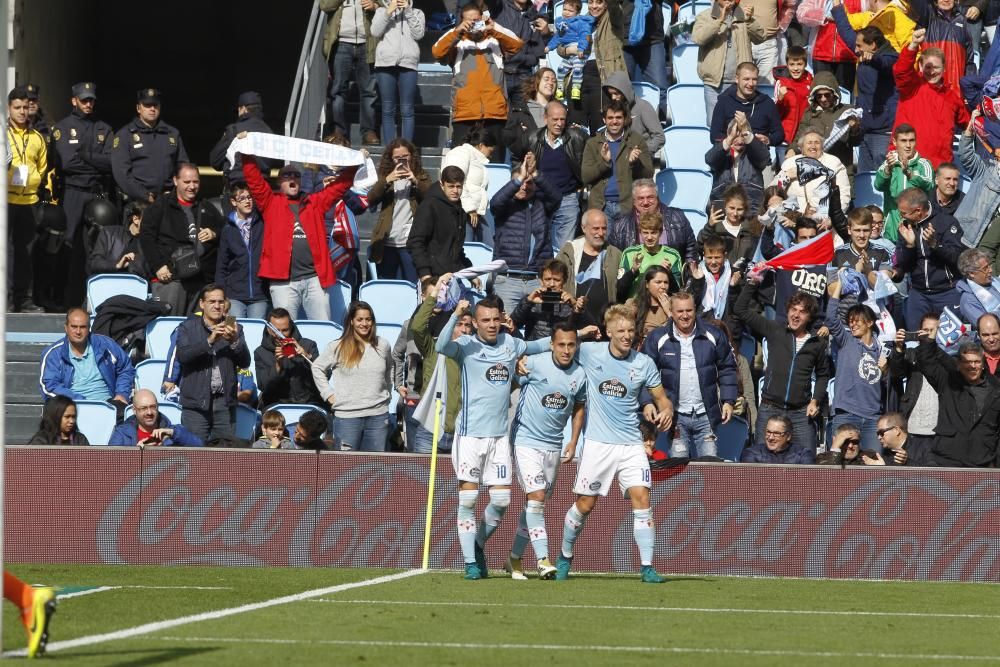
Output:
[540, 290, 563, 304]
[281, 339, 299, 358]
[472, 19, 486, 32]
[904, 331, 922, 342]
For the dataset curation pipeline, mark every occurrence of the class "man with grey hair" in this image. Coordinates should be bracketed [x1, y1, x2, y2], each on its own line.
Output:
[957, 248, 1000, 325]
[894, 186, 964, 330]
[608, 178, 697, 263]
[513, 100, 587, 254]
[555, 209, 621, 334]
[915, 336, 1000, 467]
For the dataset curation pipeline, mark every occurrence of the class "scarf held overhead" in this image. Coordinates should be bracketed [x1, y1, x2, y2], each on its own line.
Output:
[225, 132, 376, 191]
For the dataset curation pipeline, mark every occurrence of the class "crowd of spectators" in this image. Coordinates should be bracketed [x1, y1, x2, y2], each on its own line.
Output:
[11, 0, 1000, 467]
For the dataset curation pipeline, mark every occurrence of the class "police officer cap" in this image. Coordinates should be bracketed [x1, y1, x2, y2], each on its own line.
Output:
[137, 88, 161, 105]
[23, 83, 39, 100]
[72, 82, 97, 101]
[237, 91, 262, 107]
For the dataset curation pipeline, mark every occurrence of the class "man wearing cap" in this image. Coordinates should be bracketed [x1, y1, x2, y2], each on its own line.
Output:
[111, 88, 188, 204]
[23, 84, 55, 146]
[7, 86, 49, 313]
[238, 139, 359, 320]
[208, 91, 279, 207]
[53, 82, 115, 306]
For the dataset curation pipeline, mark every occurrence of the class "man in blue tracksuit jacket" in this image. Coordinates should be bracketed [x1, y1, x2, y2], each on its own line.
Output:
[109, 388, 203, 446]
[39, 307, 135, 407]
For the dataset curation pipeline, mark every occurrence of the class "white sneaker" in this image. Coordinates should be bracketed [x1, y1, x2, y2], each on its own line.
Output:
[504, 555, 528, 580]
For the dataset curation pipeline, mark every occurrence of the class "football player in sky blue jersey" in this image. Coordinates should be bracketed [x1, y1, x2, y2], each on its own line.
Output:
[556, 304, 674, 583]
[436, 295, 551, 580]
[505, 323, 587, 580]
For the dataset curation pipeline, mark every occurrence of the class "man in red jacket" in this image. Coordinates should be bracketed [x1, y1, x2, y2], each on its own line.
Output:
[240, 152, 357, 320]
[892, 27, 970, 168]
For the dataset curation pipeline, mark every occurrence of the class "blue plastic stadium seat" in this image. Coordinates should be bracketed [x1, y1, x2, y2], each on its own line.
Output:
[144, 316, 185, 360]
[671, 44, 701, 85]
[134, 359, 168, 397]
[358, 280, 419, 327]
[663, 126, 712, 170]
[655, 168, 713, 211]
[270, 404, 324, 431]
[632, 81, 660, 110]
[716, 415, 750, 462]
[329, 281, 352, 327]
[667, 84, 708, 127]
[295, 320, 343, 354]
[237, 319, 268, 353]
[235, 404, 260, 441]
[681, 209, 709, 237]
[75, 400, 117, 446]
[87, 274, 148, 316]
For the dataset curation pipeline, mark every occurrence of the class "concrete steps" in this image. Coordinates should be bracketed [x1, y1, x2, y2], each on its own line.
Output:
[3, 336, 52, 445]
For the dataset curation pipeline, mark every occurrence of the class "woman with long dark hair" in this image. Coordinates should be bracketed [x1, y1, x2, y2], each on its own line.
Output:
[27, 396, 90, 445]
[627, 265, 673, 349]
[504, 68, 559, 162]
[311, 301, 394, 452]
[367, 139, 431, 282]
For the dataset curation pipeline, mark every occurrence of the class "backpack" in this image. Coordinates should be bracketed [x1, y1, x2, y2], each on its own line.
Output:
[627, 0, 653, 46]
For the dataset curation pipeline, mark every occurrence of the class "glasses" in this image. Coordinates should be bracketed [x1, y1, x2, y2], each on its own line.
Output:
[844, 439, 861, 447]
[971, 265, 993, 275]
[135, 405, 158, 413]
[876, 426, 896, 437]
[764, 430, 788, 437]
[814, 92, 835, 99]
[232, 195, 252, 203]
[280, 172, 301, 180]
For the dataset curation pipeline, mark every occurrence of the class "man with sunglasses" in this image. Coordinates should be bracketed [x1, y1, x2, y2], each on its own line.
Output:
[873, 413, 913, 465]
[239, 144, 358, 320]
[111, 88, 188, 205]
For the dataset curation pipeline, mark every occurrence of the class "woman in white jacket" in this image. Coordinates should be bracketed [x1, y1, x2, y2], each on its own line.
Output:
[441, 127, 497, 244]
[776, 129, 852, 216]
[371, 0, 425, 143]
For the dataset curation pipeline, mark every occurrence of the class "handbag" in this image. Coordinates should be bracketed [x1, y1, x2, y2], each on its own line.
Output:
[170, 244, 201, 279]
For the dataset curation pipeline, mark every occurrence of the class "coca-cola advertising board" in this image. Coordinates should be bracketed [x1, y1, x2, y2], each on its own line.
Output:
[5, 447, 1000, 581]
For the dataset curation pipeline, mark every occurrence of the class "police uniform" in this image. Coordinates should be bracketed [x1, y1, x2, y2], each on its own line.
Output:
[111, 88, 188, 202]
[53, 82, 113, 240]
[208, 90, 279, 191]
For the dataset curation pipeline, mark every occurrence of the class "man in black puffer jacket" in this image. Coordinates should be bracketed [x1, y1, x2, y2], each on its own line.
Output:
[407, 166, 472, 284]
[490, 156, 561, 312]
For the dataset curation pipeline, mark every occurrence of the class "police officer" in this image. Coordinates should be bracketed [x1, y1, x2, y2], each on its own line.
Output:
[111, 88, 188, 204]
[53, 82, 115, 308]
[24, 83, 55, 145]
[208, 91, 279, 204]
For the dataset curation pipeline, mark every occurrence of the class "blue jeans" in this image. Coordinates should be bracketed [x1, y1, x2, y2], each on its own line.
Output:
[466, 214, 495, 248]
[269, 276, 331, 321]
[405, 404, 453, 453]
[335, 413, 390, 452]
[858, 133, 891, 173]
[602, 199, 621, 222]
[551, 192, 581, 255]
[182, 399, 235, 442]
[328, 42, 376, 135]
[905, 288, 961, 331]
[229, 299, 269, 319]
[491, 274, 540, 314]
[831, 411, 880, 452]
[704, 84, 725, 127]
[623, 40, 669, 121]
[756, 401, 817, 453]
[375, 67, 417, 143]
[668, 411, 718, 458]
[379, 246, 419, 283]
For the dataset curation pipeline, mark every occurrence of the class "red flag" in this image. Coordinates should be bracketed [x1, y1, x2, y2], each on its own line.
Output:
[750, 230, 835, 279]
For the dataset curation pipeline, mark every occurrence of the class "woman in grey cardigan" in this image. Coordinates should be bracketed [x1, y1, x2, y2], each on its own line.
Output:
[371, 0, 425, 143]
[311, 301, 395, 451]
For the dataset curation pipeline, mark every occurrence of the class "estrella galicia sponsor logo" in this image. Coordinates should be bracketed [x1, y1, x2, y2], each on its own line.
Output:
[485, 363, 511, 385]
[589, 481, 602, 491]
[469, 467, 481, 478]
[533, 473, 546, 486]
[542, 392, 569, 411]
[599, 378, 627, 399]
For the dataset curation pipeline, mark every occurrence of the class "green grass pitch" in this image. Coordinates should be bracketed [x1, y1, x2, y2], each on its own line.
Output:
[3, 564, 999, 665]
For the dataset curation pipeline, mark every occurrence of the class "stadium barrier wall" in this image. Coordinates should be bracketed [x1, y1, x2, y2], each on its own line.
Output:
[6, 446, 1000, 582]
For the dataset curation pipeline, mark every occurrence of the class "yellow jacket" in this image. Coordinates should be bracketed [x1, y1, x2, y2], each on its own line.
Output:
[6, 124, 47, 205]
[846, 0, 915, 55]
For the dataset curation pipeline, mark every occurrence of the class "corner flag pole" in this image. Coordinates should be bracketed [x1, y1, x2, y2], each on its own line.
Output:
[1, 0, 11, 644]
[420, 393, 443, 570]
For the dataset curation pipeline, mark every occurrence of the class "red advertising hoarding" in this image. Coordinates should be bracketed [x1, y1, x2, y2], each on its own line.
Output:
[6, 447, 999, 581]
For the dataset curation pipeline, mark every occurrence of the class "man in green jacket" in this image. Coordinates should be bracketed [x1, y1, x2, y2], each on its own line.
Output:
[409, 275, 473, 452]
[874, 123, 933, 242]
[581, 99, 654, 220]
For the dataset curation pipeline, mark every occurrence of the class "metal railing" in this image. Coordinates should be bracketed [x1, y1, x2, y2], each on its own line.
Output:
[284, 1, 328, 140]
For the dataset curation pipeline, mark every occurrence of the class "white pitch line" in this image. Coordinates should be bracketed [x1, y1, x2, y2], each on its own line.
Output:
[57, 585, 233, 600]
[150, 635, 1000, 662]
[2, 569, 425, 658]
[308, 598, 1000, 621]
